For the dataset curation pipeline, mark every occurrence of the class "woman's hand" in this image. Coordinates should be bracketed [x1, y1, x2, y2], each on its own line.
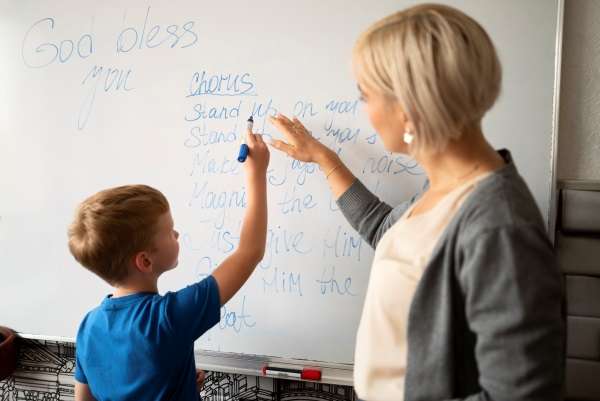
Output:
[268, 113, 356, 199]
[268, 114, 335, 165]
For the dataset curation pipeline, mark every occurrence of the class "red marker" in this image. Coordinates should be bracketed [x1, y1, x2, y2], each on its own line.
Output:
[262, 366, 321, 381]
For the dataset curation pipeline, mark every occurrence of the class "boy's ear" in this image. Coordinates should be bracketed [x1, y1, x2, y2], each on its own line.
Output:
[133, 251, 153, 274]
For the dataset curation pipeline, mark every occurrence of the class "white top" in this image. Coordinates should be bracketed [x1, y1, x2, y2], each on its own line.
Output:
[353, 173, 490, 401]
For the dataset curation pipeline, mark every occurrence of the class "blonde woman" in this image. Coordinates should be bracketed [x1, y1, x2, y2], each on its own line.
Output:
[269, 4, 563, 401]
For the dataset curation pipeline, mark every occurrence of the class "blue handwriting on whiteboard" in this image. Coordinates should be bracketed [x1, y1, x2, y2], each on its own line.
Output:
[188, 71, 255, 97]
[325, 99, 359, 115]
[21, 17, 93, 68]
[260, 226, 311, 269]
[190, 149, 241, 177]
[184, 122, 238, 147]
[362, 154, 424, 176]
[324, 98, 360, 126]
[323, 225, 363, 261]
[262, 268, 303, 296]
[290, 159, 317, 186]
[210, 227, 240, 254]
[188, 181, 246, 228]
[324, 120, 360, 145]
[78, 65, 134, 130]
[267, 166, 288, 187]
[276, 186, 317, 214]
[116, 7, 197, 53]
[316, 266, 356, 296]
[185, 101, 241, 122]
[293, 100, 318, 118]
[219, 295, 256, 334]
[250, 99, 279, 134]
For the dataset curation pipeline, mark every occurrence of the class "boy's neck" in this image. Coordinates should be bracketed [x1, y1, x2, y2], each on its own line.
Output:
[112, 278, 159, 298]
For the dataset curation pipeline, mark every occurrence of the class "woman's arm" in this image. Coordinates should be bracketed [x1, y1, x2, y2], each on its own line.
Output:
[450, 225, 564, 401]
[269, 114, 413, 248]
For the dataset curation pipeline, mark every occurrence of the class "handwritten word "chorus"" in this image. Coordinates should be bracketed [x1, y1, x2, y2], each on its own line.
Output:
[188, 71, 255, 97]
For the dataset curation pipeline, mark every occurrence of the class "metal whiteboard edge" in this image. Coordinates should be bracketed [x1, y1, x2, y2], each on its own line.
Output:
[17, 334, 354, 386]
[194, 350, 354, 386]
[548, 0, 565, 243]
[19, 333, 75, 343]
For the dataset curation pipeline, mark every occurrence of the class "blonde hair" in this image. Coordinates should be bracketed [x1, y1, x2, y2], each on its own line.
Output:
[352, 3, 501, 154]
[68, 185, 169, 285]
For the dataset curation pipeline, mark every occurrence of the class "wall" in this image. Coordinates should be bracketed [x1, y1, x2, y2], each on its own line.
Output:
[558, 0, 600, 180]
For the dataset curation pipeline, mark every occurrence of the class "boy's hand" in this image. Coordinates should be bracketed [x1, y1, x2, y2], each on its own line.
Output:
[196, 369, 206, 392]
[243, 130, 270, 178]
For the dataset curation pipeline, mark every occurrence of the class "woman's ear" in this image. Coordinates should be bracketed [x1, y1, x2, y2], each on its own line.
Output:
[133, 251, 153, 274]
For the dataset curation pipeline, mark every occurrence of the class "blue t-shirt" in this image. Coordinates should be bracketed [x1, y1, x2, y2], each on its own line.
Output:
[75, 275, 221, 401]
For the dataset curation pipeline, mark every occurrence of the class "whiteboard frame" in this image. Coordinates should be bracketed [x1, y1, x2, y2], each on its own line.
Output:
[548, 0, 565, 243]
[17, 0, 565, 387]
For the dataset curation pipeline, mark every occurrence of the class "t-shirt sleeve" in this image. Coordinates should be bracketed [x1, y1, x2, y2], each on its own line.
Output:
[74, 345, 88, 383]
[162, 275, 221, 342]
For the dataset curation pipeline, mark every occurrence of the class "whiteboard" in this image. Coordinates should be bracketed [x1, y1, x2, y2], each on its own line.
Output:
[0, 0, 562, 374]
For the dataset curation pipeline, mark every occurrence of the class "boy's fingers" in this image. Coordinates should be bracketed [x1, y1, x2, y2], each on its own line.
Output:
[246, 132, 257, 146]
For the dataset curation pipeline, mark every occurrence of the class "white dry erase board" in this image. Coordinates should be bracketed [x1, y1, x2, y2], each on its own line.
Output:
[0, 0, 563, 384]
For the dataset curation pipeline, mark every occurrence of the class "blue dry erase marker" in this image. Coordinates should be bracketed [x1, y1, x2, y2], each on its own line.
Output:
[237, 115, 252, 163]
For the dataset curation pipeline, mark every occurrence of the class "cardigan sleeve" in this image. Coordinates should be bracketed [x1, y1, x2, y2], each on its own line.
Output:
[448, 224, 564, 401]
[336, 179, 420, 249]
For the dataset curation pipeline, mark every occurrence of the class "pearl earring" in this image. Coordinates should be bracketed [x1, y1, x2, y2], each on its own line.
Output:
[403, 130, 414, 144]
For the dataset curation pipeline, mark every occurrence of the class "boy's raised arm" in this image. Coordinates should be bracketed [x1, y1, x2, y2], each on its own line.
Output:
[211, 130, 269, 305]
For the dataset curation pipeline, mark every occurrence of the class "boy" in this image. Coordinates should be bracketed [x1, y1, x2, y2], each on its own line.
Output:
[68, 131, 269, 401]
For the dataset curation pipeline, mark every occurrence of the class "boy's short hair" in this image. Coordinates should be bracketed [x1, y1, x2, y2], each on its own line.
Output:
[352, 3, 502, 155]
[68, 185, 170, 285]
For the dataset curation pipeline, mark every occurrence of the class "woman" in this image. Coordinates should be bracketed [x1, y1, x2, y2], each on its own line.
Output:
[268, 4, 563, 401]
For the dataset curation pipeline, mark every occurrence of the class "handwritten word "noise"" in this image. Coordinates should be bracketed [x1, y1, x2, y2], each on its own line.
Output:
[362, 154, 423, 176]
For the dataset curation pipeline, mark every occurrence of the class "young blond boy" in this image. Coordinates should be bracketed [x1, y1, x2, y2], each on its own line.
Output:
[68, 132, 269, 401]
